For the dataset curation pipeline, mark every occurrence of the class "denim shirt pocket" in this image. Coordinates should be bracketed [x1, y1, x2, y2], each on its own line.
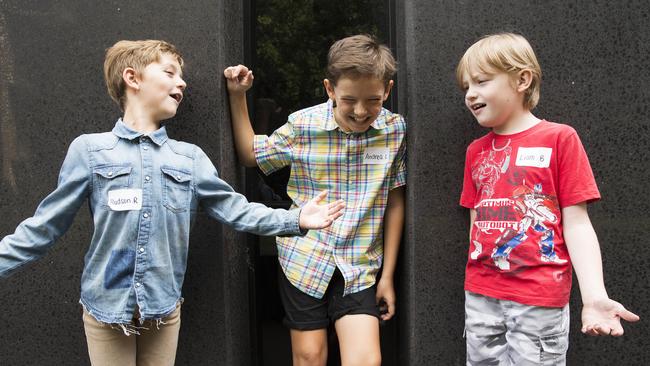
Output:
[93, 164, 133, 208]
[161, 166, 192, 213]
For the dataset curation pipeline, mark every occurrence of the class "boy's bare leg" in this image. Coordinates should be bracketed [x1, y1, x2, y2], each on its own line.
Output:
[335, 314, 381, 366]
[290, 329, 328, 366]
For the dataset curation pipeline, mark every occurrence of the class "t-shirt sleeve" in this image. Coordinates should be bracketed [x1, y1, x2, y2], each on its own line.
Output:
[556, 130, 601, 208]
[253, 121, 295, 175]
[460, 145, 476, 208]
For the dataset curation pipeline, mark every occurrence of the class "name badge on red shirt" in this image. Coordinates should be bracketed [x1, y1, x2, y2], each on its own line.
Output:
[515, 147, 552, 168]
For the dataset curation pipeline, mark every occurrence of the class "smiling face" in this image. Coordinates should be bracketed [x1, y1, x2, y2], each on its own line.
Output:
[462, 66, 527, 133]
[135, 53, 186, 121]
[324, 75, 393, 133]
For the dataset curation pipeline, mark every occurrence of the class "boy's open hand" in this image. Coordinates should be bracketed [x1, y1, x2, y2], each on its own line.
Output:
[298, 191, 345, 230]
[581, 298, 639, 336]
[224, 65, 254, 94]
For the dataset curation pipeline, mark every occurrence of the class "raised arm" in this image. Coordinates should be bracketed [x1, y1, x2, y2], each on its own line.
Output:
[563, 203, 639, 336]
[224, 65, 257, 167]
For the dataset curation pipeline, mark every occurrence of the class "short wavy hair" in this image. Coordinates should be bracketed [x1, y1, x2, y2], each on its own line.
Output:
[104, 40, 184, 110]
[326, 34, 396, 86]
[456, 33, 542, 110]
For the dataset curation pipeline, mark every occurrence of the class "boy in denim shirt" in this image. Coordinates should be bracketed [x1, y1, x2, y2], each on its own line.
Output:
[224, 34, 405, 366]
[457, 33, 638, 365]
[0, 40, 344, 366]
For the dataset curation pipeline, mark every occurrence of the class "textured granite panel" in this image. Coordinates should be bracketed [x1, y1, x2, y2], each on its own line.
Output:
[397, 1, 649, 365]
[0, 1, 248, 364]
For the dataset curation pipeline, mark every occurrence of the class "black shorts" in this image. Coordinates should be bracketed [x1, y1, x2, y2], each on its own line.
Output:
[278, 267, 380, 330]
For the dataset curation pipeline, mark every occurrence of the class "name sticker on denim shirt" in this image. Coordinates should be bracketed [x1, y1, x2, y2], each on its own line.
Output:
[363, 148, 390, 164]
[108, 189, 143, 211]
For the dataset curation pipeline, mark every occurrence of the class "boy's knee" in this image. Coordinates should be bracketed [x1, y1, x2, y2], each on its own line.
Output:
[342, 351, 381, 366]
[293, 344, 327, 365]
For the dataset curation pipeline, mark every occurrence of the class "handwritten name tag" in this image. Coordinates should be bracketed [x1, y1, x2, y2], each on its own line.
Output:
[108, 189, 143, 211]
[515, 147, 552, 168]
[363, 148, 390, 164]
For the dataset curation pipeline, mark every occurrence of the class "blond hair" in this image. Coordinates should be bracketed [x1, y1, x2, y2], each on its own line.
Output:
[326, 34, 396, 86]
[104, 40, 184, 110]
[456, 33, 542, 110]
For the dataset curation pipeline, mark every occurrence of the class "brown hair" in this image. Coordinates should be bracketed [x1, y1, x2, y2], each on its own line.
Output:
[456, 33, 542, 110]
[326, 34, 396, 86]
[104, 40, 184, 110]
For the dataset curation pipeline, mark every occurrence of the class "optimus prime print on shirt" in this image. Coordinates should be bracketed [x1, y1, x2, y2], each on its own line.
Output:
[460, 121, 600, 306]
[470, 140, 566, 271]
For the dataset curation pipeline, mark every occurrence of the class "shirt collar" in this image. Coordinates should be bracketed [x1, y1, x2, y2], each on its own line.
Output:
[112, 118, 169, 146]
[320, 99, 388, 132]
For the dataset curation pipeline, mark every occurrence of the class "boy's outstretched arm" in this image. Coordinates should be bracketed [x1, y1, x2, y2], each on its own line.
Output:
[224, 65, 257, 167]
[0, 137, 89, 277]
[376, 186, 405, 321]
[563, 203, 640, 336]
[195, 146, 343, 235]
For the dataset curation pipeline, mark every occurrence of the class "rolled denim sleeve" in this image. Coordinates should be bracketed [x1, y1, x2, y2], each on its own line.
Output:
[193, 147, 302, 236]
[0, 136, 90, 277]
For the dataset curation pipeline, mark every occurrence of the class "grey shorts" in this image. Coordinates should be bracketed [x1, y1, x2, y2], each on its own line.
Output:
[464, 291, 569, 366]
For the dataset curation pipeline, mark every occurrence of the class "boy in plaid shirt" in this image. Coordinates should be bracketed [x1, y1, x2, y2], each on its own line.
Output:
[224, 34, 405, 366]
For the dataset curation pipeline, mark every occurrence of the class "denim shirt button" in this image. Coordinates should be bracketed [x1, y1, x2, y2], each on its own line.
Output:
[143, 146, 149, 150]
[139, 247, 145, 253]
[145, 175, 151, 182]
[143, 213, 149, 218]
[135, 282, 141, 287]
[107, 171, 113, 177]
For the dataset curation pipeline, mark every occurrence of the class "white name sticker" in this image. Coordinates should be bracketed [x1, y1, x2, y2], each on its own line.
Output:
[108, 189, 143, 211]
[363, 148, 390, 164]
[515, 147, 552, 168]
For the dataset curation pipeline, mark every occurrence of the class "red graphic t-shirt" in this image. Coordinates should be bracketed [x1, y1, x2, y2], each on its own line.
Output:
[460, 121, 600, 307]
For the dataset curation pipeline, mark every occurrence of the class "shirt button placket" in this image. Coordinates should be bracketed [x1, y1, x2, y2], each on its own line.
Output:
[134, 136, 153, 308]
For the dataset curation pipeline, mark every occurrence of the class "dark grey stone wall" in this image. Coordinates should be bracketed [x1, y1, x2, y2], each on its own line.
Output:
[396, 1, 649, 365]
[0, 1, 251, 365]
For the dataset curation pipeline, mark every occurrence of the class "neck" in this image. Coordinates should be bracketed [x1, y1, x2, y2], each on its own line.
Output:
[493, 109, 541, 135]
[122, 105, 161, 134]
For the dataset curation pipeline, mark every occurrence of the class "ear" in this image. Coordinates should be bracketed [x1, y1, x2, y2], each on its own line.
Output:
[516, 70, 533, 93]
[383, 80, 394, 101]
[323, 79, 336, 100]
[123, 67, 140, 92]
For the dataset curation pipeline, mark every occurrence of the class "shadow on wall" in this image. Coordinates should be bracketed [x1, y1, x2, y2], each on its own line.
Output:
[0, 10, 20, 194]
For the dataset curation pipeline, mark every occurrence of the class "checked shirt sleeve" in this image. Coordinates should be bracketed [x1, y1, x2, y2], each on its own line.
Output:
[253, 120, 296, 175]
[389, 117, 407, 190]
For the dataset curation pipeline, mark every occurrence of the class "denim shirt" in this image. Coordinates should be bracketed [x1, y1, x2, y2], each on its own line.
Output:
[0, 119, 302, 324]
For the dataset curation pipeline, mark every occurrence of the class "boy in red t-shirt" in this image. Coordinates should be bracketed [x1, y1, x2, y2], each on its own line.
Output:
[456, 33, 639, 365]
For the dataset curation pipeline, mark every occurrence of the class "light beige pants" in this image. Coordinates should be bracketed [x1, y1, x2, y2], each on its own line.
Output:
[83, 305, 181, 366]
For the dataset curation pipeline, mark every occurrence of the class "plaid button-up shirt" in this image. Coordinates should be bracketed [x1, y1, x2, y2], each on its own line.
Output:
[253, 100, 406, 298]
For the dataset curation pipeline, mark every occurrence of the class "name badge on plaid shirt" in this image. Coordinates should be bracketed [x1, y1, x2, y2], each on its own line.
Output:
[363, 148, 390, 164]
